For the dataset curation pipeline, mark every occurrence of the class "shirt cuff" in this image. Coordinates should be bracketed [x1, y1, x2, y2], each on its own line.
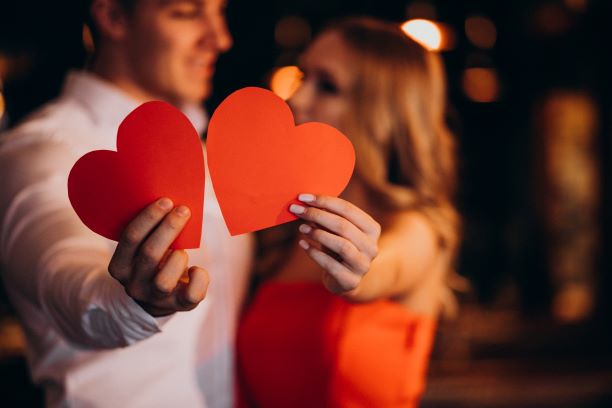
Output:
[81, 277, 174, 347]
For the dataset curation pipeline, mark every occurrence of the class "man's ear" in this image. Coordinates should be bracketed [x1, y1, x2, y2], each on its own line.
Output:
[90, 0, 130, 41]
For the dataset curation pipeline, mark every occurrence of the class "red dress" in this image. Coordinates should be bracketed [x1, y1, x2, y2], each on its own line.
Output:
[236, 281, 436, 408]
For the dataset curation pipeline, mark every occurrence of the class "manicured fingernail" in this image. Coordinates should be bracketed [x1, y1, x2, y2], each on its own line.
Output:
[158, 198, 173, 210]
[298, 194, 316, 203]
[299, 224, 312, 234]
[299, 239, 310, 250]
[176, 205, 190, 217]
[289, 204, 306, 215]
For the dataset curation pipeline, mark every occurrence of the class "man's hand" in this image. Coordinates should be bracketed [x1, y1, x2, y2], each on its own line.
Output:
[108, 198, 209, 316]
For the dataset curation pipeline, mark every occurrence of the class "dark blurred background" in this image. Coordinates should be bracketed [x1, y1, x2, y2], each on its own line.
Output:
[1, 0, 611, 406]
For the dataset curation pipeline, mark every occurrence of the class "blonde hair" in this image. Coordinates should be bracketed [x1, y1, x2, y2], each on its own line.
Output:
[330, 17, 460, 259]
[255, 18, 462, 307]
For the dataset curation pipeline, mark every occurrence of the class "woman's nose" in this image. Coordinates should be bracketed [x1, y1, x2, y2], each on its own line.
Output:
[287, 82, 310, 123]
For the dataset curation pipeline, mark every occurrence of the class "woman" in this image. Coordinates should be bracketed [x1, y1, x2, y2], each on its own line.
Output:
[237, 17, 460, 407]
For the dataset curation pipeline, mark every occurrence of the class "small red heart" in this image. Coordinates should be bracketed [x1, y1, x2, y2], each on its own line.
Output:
[207, 87, 355, 236]
[68, 101, 205, 249]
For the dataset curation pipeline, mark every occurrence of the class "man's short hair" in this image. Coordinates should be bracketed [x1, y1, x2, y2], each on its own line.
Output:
[84, 0, 138, 50]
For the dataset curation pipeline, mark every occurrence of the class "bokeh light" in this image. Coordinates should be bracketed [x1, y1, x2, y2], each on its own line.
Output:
[405, 1, 437, 20]
[82, 24, 95, 54]
[532, 3, 572, 35]
[0, 54, 8, 81]
[269, 66, 303, 100]
[274, 16, 311, 49]
[0, 91, 5, 120]
[401, 19, 442, 51]
[465, 16, 497, 49]
[564, 0, 589, 12]
[462, 67, 500, 103]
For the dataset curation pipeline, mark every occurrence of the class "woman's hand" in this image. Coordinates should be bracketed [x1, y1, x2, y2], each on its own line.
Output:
[289, 193, 381, 295]
[108, 198, 209, 317]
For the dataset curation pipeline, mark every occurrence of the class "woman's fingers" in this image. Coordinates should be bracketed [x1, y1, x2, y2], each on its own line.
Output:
[290, 203, 378, 259]
[297, 194, 381, 238]
[298, 224, 370, 276]
[299, 240, 361, 293]
[291, 194, 382, 295]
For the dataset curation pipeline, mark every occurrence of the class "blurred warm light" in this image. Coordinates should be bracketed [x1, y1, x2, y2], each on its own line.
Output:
[0, 54, 8, 81]
[401, 19, 444, 51]
[405, 1, 437, 20]
[275, 16, 311, 49]
[270, 66, 303, 100]
[564, 0, 588, 12]
[532, 3, 572, 35]
[537, 91, 599, 324]
[0, 53, 33, 81]
[0, 91, 5, 120]
[465, 16, 497, 49]
[462, 67, 500, 103]
[82, 24, 95, 54]
[553, 284, 594, 323]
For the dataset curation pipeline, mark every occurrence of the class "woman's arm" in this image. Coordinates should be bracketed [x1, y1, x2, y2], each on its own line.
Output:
[342, 211, 441, 303]
[289, 193, 441, 303]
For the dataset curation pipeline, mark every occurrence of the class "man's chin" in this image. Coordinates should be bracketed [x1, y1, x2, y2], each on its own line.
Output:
[184, 84, 211, 104]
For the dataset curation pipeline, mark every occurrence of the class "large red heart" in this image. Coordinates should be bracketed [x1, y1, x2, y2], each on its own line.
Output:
[68, 101, 204, 249]
[207, 87, 355, 236]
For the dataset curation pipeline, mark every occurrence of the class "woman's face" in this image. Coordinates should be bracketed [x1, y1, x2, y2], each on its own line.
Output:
[288, 31, 356, 131]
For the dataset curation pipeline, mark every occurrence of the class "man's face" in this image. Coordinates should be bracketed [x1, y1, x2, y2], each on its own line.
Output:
[123, 0, 231, 105]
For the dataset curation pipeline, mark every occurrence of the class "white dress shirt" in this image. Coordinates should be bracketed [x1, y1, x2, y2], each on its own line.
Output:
[0, 71, 254, 408]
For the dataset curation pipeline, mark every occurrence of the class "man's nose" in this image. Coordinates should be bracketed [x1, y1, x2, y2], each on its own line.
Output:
[212, 18, 233, 52]
[200, 14, 233, 52]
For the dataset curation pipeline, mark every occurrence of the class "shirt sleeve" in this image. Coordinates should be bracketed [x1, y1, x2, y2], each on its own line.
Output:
[0, 139, 169, 349]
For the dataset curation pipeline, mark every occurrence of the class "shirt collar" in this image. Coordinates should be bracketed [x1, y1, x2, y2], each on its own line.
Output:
[61, 70, 208, 135]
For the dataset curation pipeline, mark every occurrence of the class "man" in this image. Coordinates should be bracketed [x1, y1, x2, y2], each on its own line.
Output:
[0, 1, 253, 406]
[0, 0, 379, 406]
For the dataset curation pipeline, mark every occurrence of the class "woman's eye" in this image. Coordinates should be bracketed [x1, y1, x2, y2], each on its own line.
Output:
[170, 6, 200, 19]
[317, 79, 339, 95]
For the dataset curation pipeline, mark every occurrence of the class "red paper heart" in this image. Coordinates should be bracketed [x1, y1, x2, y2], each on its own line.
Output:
[207, 87, 355, 236]
[68, 101, 204, 249]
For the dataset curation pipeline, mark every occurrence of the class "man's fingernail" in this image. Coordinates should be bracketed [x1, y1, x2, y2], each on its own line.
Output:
[299, 239, 310, 250]
[298, 194, 316, 203]
[158, 198, 173, 210]
[176, 205, 190, 217]
[299, 224, 312, 234]
[289, 204, 306, 215]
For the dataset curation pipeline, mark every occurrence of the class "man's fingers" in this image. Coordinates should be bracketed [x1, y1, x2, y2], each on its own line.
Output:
[177, 266, 209, 310]
[109, 198, 173, 283]
[152, 250, 188, 296]
[132, 205, 191, 282]
[135, 266, 209, 315]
